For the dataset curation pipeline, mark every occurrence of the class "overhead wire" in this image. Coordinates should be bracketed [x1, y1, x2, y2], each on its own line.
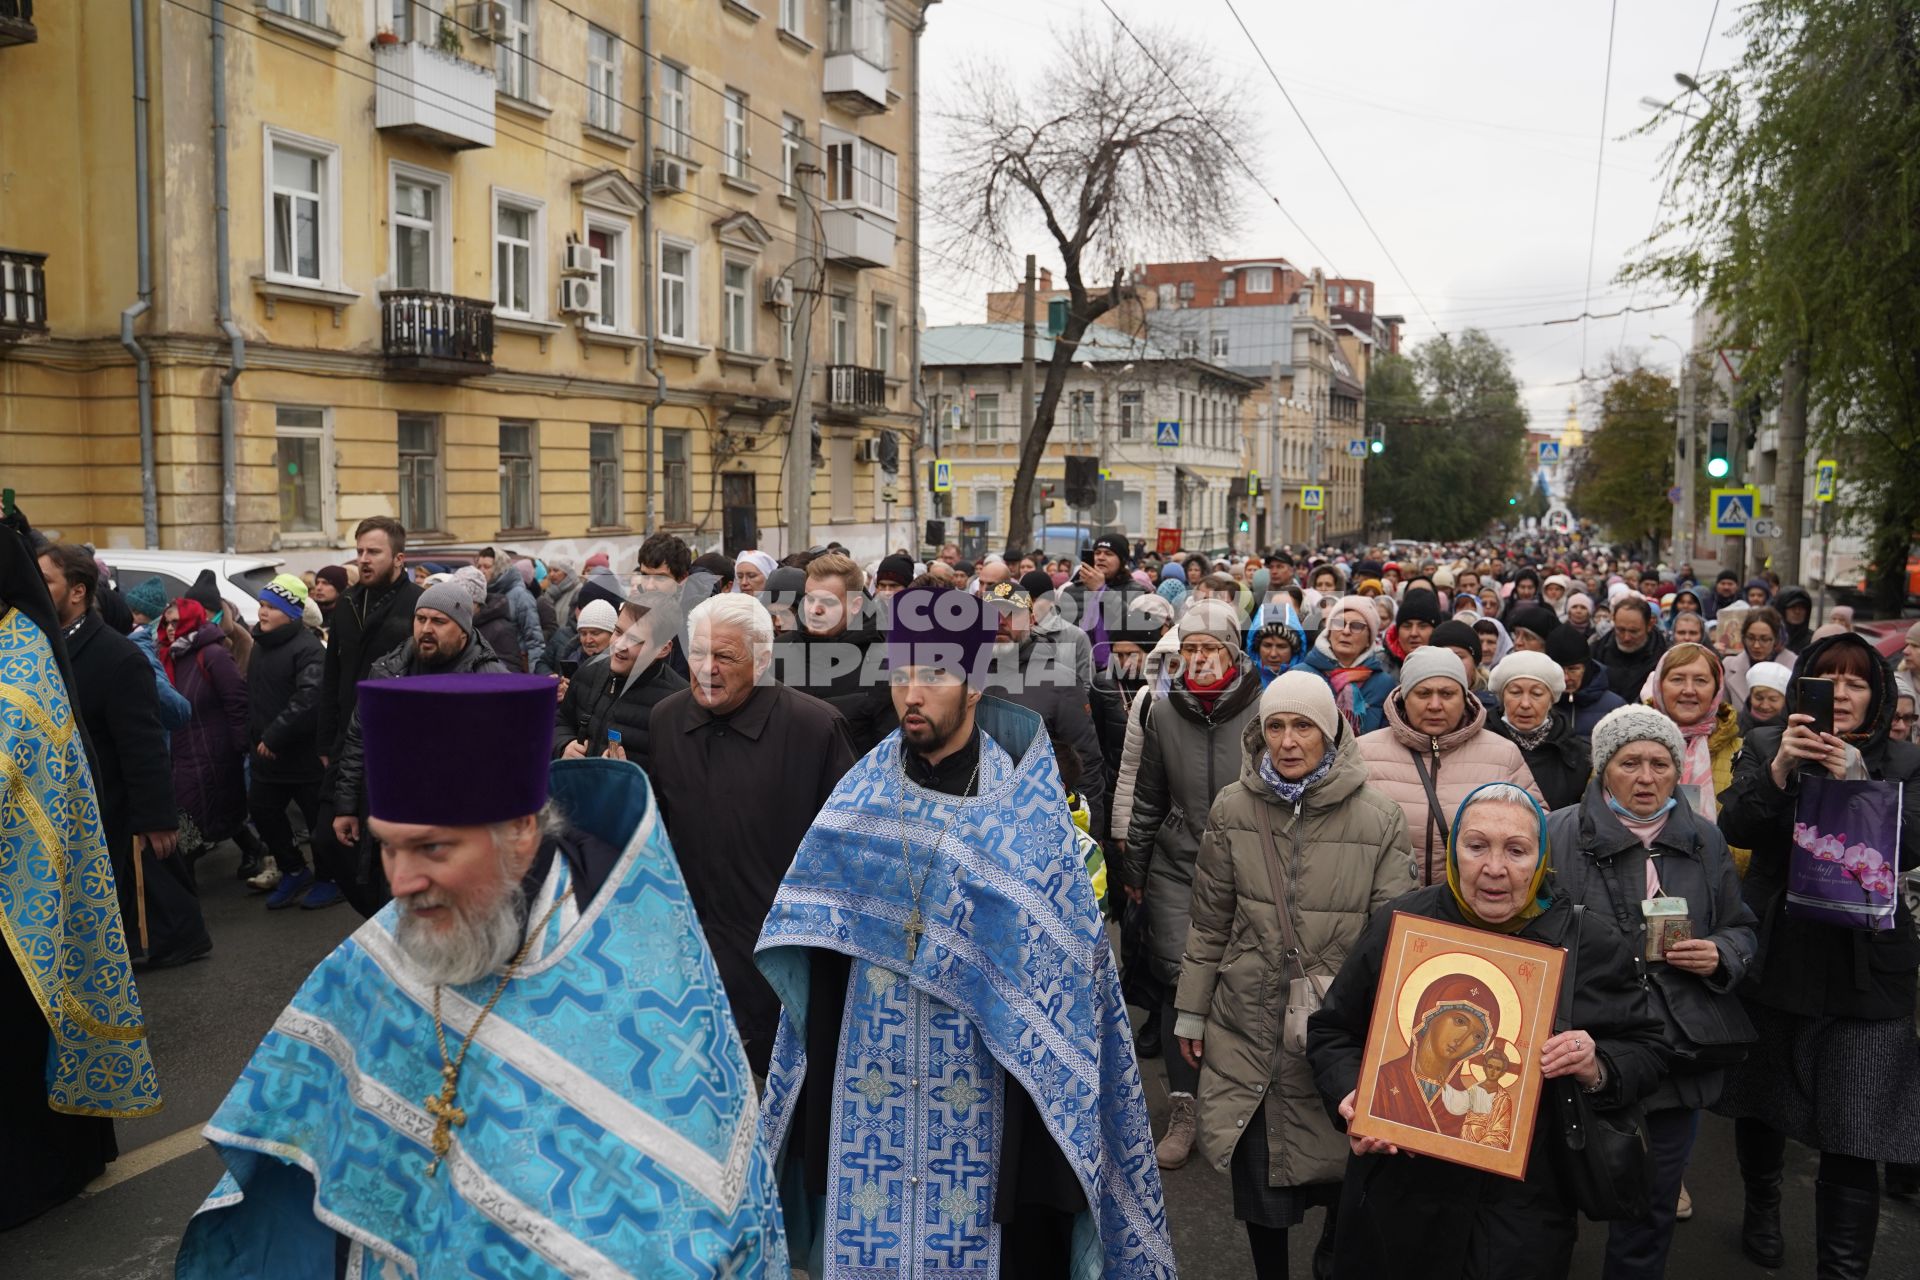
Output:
[1577, 0, 1621, 378]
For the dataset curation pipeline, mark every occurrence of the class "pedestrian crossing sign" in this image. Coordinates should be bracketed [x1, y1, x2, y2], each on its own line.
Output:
[932, 459, 952, 493]
[1155, 420, 1182, 447]
[1347, 439, 1368, 458]
[1301, 486, 1325, 511]
[1538, 441, 1561, 466]
[1708, 486, 1759, 536]
[1816, 459, 1836, 503]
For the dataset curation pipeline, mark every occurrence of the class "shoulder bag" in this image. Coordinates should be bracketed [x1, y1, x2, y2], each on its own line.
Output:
[1409, 748, 1448, 887]
[1255, 802, 1333, 1055]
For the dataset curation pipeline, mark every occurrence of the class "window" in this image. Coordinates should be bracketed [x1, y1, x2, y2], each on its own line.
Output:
[1210, 330, 1229, 359]
[397, 414, 440, 533]
[723, 260, 752, 352]
[1178, 281, 1196, 300]
[493, 194, 540, 317]
[829, 293, 852, 364]
[1156, 283, 1177, 309]
[658, 62, 691, 157]
[828, 0, 888, 65]
[266, 130, 337, 286]
[779, 0, 803, 38]
[588, 220, 625, 329]
[1067, 390, 1095, 441]
[498, 421, 537, 530]
[275, 407, 328, 534]
[974, 392, 1001, 442]
[390, 166, 447, 292]
[781, 115, 803, 197]
[586, 26, 620, 133]
[822, 133, 897, 217]
[1120, 489, 1144, 534]
[658, 239, 691, 342]
[1119, 391, 1144, 440]
[662, 429, 690, 523]
[780, 308, 794, 362]
[1221, 280, 1236, 302]
[723, 90, 749, 180]
[973, 487, 998, 529]
[1246, 267, 1273, 294]
[589, 424, 621, 527]
[268, 0, 318, 22]
[495, 0, 535, 101]
[872, 299, 894, 374]
[830, 438, 854, 520]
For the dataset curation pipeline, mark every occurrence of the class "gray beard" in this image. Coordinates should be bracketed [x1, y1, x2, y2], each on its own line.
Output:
[394, 882, 528, 986]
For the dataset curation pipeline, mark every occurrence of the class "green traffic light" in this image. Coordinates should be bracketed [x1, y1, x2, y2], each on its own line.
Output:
[1508, 496, 1518, 505]
[1705, 458, 1730, 479]
[1369, 439, 1384, 454]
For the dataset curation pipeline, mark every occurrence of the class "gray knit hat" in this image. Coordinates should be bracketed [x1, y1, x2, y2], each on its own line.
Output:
[1398, 643, 1470, 694]
[1259, 668, 1340, 743]
[1589, 704, 1684, 775]
[415, 582, 474, 636]
[1177, 598, 1244, 656]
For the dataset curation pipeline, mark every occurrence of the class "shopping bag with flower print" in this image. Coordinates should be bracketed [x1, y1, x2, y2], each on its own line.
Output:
[1789, 777, 1905, 930]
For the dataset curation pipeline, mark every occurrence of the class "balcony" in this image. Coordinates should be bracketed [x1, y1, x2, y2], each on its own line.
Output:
[824, 365, 886, 414]
[381, 291, 494, 380]
[820, 207, 895, 270]
[0, 0, 34, 48]
[823, 51, 887, 115]
[374, 40, 495, 150]
[0, 249, 48, 342]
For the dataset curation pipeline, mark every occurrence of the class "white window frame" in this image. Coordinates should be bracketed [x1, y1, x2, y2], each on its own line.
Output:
[871, 298, 895, 375]
[263, 126, 342, 288]
[829, 292, 852, 364]
[821, 128, 896, 219]
[268, 0, 319, 22]
[588, 423, 623, 529]
[388, 161, 451, 293]
[498, 419, 539, 532]
[396, 412, 443, 534]
[584, 212, 631, 333]
[829, 0, 887, 66]
[779, 0, 803, 39]
[974, 391, 1001, 442]
[780, 114, 803, 198]
[586, 25, 621, 134]
[657, 235, 695, 343]
[661, 428, 692, 524]
[495, 0, 536, 102]
[658, 61, 692, 158]
[490, 189, 545, 319]
[273, 405, 334, 541]
[722, 258, 753, 353]
[1246, 266, 1274, 294]
[1119, 390, 1144, 440]
[780, 308, 794, 362]
[1210, 330, 1229, 360]
[723, 89, 750, 180]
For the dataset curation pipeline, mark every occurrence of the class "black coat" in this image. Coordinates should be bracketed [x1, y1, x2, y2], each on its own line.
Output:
[474, 594, 525, 672]
[1592, 626, 1668, 707]
[246, 620, 325, 784]
[317, 576, 421, 759]
[64, 613, 176, 853]
[1717, 634, 1920, 1021]
[1306, 886, 1668, 1280]
[1489, 707, 1591, 811]
[648, 682, 856, 1074]
[769, 623, 897, 756]
[550, 653, 687, 772]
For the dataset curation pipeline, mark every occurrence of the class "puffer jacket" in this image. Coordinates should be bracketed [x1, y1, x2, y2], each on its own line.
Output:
[486, 565, 548, 673]
[1358, 688, 1543, 886]
[170, 621, 251, 842]
[1123, 663, 1264, 986]
[1108, 630, 1180, 844]
[550, 652, 687, 772]
[1175, 723, 1414, 1184]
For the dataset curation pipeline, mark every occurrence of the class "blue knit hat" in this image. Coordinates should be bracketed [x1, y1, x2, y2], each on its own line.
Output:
[124, 575, 169, 621]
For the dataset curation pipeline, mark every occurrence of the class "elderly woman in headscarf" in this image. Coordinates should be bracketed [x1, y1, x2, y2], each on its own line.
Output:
[1722, 605, 1796, 706]
[1301, 594, 1398, 735]
[1472, 615, 1514, 671]
[1566, 591, 1596, 638]
[1738, 659, 1792, 735]
[1307, 783, 1668, 1279]
[732, 549, 776, 595]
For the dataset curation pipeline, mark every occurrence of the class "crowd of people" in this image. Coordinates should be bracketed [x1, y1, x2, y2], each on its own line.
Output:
[6, 501, 1920, 1280]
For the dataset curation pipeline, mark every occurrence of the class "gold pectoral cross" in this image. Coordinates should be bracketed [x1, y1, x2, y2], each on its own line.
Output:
[903, 908, 925, 964]
[424, 1066, 467, 1176]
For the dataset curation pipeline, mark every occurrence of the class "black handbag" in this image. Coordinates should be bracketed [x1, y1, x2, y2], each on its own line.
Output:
[1547, 905, 1655, 1222]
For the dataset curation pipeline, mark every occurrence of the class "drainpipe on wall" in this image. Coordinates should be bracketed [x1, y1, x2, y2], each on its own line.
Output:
[122, 0, 158, 548]
[211, 0, 243, 552]
[639, 0, 665, 533]
[906, 6, 929, 557]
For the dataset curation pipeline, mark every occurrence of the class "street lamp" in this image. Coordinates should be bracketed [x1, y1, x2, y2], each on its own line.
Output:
[1674, 72, 1703, 93]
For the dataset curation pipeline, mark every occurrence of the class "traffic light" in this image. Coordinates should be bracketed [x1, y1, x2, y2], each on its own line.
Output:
[1508, 496, 1519, 506]
[1369, 438, 1384, 455]
[1237, 513, 1250, 533]
[1706, 419, 1732, 479]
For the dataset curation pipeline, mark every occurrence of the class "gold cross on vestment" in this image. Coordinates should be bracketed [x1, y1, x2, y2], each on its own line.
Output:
[424, 1066, 468, 1176]
[903, 908, 926, 964]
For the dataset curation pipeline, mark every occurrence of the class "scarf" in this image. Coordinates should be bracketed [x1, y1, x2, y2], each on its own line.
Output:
[1444, 782, 1552, 935]
[1259, 746, 1335, 806]
[1645, 644, 1726, 821]
[1605, 791, 1677, 851]
[1184, 665, 1236, 715]
[161, 598, 208, 684]
[1506, 717, 1553, 752]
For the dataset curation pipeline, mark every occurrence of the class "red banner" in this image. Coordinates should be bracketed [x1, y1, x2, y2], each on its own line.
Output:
[1156, 528, 1182, 556]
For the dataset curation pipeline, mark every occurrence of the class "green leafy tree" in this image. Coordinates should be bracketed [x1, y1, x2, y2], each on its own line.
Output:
[1571, 368, 1677, 554]
[1626, 1, 1920, 612]
[1364, 331, 1530, 540]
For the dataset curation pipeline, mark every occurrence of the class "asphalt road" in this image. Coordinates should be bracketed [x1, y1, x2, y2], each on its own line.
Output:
[6, 840, 1918, 1278]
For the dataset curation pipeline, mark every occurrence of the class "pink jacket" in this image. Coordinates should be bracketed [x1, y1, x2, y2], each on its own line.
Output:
[1356, 689, 1543, 886]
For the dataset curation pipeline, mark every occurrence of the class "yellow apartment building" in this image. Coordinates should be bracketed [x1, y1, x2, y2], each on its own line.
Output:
[0, 0, 932, 564]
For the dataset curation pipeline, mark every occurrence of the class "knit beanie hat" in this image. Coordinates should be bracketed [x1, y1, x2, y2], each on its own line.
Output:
[451, 565, 490, 608]
[575, 598, 619, 635]
[1327, 594, 1381, 643]
[1431, 620, 1481, 659]
[1489, 650, 1567, 702]
[1746, 660, 1793, 698]
[1507, 604, 1560, 641]
[416, 582, 475, 636]
[1260, 668, 1340, 742]
[876, 553, 917, 590]
[186, 568, 222, 616]
[1544, 625, 1592, 667]
[1177, 598, 1244, 655]
[124, 575, 170, 621]
[1398, 587, 1444, 626]
[259, 572, 310, 623]
[314, 564, 350, 595]
[1399, 643, 1471, 694]
[1590, 703, 1685, 775]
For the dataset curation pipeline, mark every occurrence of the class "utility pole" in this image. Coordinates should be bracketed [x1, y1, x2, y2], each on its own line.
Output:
[1670, 353, 1694, 562]
[1774, 348, 1809, 583]
[784, 148, 819, 555]
[1020, 254, 1037, 457]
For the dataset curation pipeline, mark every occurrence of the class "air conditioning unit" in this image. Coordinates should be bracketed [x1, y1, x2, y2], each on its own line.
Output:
[855, 438, 882, 464]
[558, 277, 602, 317]
[650, 156, 686, 194]
[463, 1, 508, 41]
[763, 277, 794, 309]
[562, 243, 601, 277]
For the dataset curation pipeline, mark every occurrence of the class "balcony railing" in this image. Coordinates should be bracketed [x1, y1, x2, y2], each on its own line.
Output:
[825, 365, 886, 411]
[381, 291, 494, 379]
[0, 0, 36, 48]
[0, 249, 48, 340]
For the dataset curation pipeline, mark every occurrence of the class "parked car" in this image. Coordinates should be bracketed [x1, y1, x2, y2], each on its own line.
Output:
[96, 551, 284, 625]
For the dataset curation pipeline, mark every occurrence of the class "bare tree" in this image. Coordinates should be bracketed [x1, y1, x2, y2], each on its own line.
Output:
[935, 18, 1251, 554]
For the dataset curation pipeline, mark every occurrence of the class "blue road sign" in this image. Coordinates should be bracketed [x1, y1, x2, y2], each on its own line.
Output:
[1155, 420, 1181, 447]
[932, 459, 953, 493]
[1301, 486, 1324, 511]
[1347, 439, 1367, 458]
[1538, 441, 1561, 466]
[1709, 487, 1758, 536]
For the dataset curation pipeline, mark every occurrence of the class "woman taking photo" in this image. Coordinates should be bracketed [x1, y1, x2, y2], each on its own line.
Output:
[1489, 652, 1591, 811]
[1174, 672, 1414, 1279]
[1717, 632, 1920, 1276]
[1641, 643, 1741, 825]
[1300, 595, 1397, 736]
[1547, 706, 1758, 1278]
[1307, 783, 1667, 1278]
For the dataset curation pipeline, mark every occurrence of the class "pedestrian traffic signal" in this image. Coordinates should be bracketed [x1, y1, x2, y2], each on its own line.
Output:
[1369, 438, 1384, 454]
[1706, 419, 1732, 480]
[1237, 514, 1250, 533]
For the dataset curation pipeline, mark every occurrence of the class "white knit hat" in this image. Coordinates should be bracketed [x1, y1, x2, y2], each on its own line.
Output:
[1746, 660, 1792, 697]
[1259, 669, 1340, 744]
[1488, 650, 1567, 702]
[1590, 704, 1685, 775]
[576, 598, 619, 634]
[1398, 644, 1470, 695]
[1327, 594, 1381, 643]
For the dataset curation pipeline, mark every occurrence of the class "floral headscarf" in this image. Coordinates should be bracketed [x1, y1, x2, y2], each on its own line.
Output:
[1446, 782, 1551, 935]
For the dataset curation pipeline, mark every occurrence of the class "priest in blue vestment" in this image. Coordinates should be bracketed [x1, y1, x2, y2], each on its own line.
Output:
[177, 672, 786, 1279]
[757, 586, 1176, 1280]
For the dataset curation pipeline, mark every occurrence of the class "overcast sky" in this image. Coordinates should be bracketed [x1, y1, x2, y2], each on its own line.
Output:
[916, 0, 1743, 434]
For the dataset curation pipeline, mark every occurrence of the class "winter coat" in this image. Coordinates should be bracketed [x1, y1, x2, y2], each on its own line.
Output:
[318, 576, 422, 758]
[1107, 632, 1181, 842]
[1592, 626, 1668, 713]
[770, 623, 897, 756]
[474, 595, 525, 672]
[1718, 635, 1920, 1021]
[983, 635, 1110, 839]
[169, 622, 251, 841]
[130, 621, 192, 736]
[246, 619, 325, 784]
[1059, 573, 1150, 662]
[1299, 643, 1397, 735]
[1032, 607, 1095, 690]
[1306, 886, 1668, 1280]
[1357, 689, 1543, 887]
[1722, 646, 1798, 707]
[1176, 725, 1414, 1185]
[550, 652, 688, 772]
[1123, 663, 1265, 986]
[1547, 778, 1757, 1111]
[487, 565, 547, 673]
[331, 631, 510, 814]
[1567, 660, 1626, 737]
[1489, 706, 1591, 811]
[65, 613, 176, 857]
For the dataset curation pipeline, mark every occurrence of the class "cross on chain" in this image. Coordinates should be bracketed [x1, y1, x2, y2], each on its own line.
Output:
[423, 1066, 467, 1175]
[903, 909, 926, 964]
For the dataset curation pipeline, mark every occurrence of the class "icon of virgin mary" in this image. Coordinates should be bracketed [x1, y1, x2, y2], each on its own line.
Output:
[1371, 973, 1499, 1138]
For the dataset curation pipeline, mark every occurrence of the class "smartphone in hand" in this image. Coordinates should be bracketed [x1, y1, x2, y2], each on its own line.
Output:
[1797, 676, 1835, 737]
[559, 659, 580, 679]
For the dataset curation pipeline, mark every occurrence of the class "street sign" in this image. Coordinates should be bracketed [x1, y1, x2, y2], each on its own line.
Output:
[1156, 527, 1182, 556]
[1538, 441, 1561, 466]
[1708, 486, 1760, 536]
[1752, 519, 1782, 538]
[1816, 458, 1836, 502]
[1301, 486, 1325, 511]
[1347, 439, 1367, 458]
[1718, 347, 1752, 381]
[880, 485, 898, 506]
[932, 458, 953, 494]
[1666, 485, 1684, 505]
[1155, 420, 1182, 448]
[948, 404, 962, 431]
[1246, 471, 1260, 497]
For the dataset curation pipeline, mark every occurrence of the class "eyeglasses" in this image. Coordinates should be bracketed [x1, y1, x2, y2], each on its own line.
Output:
[1328, 619, 1371, 634]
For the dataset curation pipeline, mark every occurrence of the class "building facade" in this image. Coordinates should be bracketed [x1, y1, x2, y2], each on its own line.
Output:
[0, 0, 930, 563]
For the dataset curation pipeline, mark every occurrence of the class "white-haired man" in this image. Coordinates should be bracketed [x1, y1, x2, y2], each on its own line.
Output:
[648, 593, 856, 1075]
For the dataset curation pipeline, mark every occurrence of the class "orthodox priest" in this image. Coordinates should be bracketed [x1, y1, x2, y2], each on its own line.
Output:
[0, 509, 163, 1229]
[177, 673, 786, 1278]
[756, 586, 1174, 1280]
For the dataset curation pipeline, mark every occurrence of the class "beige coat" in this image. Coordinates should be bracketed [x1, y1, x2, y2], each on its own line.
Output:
[1175, 723, 1415, 1185]
[1357, 687, 1542, 886]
